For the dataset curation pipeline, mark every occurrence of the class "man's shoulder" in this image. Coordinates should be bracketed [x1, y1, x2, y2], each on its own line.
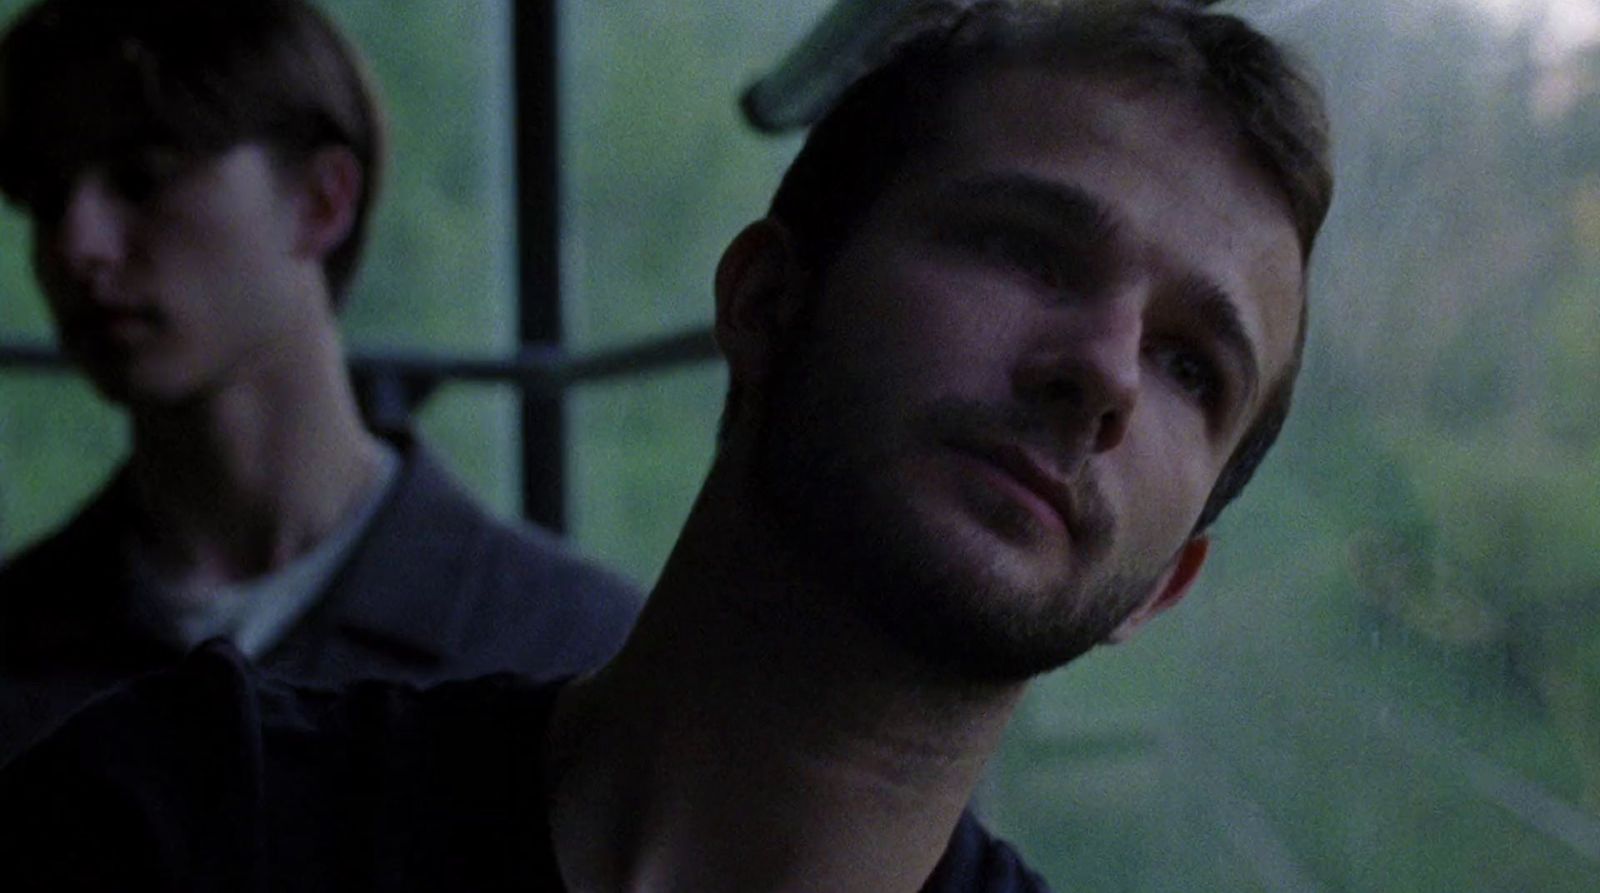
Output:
[339, 436, 642, 672]
[0, 523, 78, 601]
[0, 641, 565, 890]
[0, 473, 125, 589]
[377, 435, 635, 597]
[0, 473, 130, 652]
[923, 810, 1055, 893]
[3, 640, 563, 778]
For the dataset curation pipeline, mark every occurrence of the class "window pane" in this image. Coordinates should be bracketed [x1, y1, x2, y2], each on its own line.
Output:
[329, 0, 520, 517]
[561, 0, 832, 579]
[986, 1, 1600, 889]
[0, 0, 520, 549]
[570, 364, 724, 586]
[560, 0, 829, 350]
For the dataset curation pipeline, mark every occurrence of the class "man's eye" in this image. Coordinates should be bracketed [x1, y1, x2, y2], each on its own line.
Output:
[1151, 341, 1223, 408]
[963, 227, 1063, 288]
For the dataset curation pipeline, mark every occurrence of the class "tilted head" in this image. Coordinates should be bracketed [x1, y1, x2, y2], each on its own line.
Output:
[758, 0, 1332, 536]
[714, 0, 1333, 679]
[0, 0, 385, 305]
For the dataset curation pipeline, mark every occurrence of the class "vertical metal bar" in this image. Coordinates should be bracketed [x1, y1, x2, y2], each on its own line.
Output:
[512, 0, 567, 531]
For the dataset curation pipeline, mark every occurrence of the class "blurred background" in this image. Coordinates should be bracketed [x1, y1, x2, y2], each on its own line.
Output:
[1, 0, 1597, 889]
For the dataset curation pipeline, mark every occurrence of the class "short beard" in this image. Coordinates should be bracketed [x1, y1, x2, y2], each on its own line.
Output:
[849, 506, 1162, 682]
[750, 344, 1163, 684]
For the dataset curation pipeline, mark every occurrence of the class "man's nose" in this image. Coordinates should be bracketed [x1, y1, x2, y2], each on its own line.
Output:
[1014, 300, 1142, 457]
[44, 175, 131, 280]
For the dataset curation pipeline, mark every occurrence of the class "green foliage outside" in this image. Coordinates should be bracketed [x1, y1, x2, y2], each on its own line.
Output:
[988, 2, 1600, 889]
[2, 0, 1598, 889]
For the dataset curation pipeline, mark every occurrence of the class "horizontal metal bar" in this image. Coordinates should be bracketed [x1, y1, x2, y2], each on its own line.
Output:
[0, 342, 58, 371]
[558, 327, 718, 385]
[0, 326, 719, 394]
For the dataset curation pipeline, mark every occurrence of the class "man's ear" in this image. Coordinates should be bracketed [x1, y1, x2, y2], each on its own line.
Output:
[1105, 535, 1210, 645]
[713, 217, 809, 395]
[291, 146, 362, 261]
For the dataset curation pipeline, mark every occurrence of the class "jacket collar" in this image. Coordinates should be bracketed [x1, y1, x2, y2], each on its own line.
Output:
[313, 431, 491, 664]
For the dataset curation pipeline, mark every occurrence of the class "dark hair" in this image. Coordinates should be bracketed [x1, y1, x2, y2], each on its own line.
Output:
[765, 0, 1333, 533]
[0, 0, 386, 304]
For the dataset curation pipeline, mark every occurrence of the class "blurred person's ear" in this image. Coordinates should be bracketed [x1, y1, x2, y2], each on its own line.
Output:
[293, 146, 362, 262]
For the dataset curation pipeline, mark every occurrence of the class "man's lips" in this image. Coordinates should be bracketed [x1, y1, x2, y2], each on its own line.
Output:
[949, 438, 1085, 540]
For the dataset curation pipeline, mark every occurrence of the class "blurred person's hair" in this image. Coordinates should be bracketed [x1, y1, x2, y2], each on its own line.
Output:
[755, 0, 1333, 534]
[0, 0, 386, 304]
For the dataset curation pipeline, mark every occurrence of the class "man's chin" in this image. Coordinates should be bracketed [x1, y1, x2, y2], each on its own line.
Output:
[81, 364, 196, 409]
[907, 478, 1084, 586]
[841, 506, 1123, 682]
[755, 414, 1130, 681]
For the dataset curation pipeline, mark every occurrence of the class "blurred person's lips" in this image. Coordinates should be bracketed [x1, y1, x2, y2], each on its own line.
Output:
[64, 300, 163, 348]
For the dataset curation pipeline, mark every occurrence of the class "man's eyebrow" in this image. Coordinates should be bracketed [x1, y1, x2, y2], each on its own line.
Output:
[937, 173, 1123, 244]
[1174, 273, 1261, 405]
[933, 174, 1265, 402]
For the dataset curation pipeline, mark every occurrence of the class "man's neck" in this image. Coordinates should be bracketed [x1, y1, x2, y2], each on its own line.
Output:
[545, 464, 1029, 893]
[125, 324, 384, 585]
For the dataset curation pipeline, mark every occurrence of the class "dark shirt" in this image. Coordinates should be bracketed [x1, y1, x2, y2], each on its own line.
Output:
[0, 643, 1051, 892]
[0, 433, 643, 766]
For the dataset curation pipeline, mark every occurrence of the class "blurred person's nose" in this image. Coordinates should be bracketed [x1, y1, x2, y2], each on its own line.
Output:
[48, 174, 132, 283]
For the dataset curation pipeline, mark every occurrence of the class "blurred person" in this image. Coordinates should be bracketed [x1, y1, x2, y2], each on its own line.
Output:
[0, 0, 640, 766]
[0, 1, 1332, 890]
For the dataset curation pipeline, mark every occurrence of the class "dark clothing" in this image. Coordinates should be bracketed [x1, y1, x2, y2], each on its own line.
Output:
[929, 812, 1057, 893]
[0, 643, 1051, 892]
[0, 435, 642, 766]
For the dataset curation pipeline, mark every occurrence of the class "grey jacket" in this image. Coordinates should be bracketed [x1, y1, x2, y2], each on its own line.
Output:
[0, 433, 642, 765]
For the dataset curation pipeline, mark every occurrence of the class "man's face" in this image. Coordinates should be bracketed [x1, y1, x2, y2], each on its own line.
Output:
[28, 142, 327, 406]
[751, 67, 1304, 680]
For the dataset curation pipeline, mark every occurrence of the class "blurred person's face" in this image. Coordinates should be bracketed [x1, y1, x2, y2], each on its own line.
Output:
[27, 143, 333, 406]
[745, 67, 1304, 680]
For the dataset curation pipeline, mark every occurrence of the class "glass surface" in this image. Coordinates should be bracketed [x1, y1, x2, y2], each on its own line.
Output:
[569, 363, 725, 586]
[1, 0, 1596, 889]
[558, 0, 832, 576]
[559, 0, 826, 349]
[330, 0, 520, 518]
[982, 1, 1600, 889]
[0, 0, 521, 548]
